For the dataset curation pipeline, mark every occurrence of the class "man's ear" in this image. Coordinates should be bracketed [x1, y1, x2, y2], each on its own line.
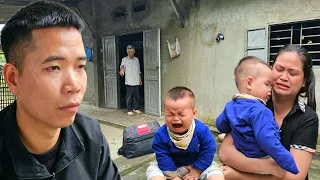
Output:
[246, 76, 253, 90]
[3, 63, 19, 95]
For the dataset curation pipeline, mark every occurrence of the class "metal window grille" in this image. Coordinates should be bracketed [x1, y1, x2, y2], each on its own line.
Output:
[0, 65, 15, 110]
[269, 19, 320, 66]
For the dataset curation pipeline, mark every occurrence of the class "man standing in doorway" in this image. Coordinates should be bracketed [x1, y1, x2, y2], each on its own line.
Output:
[120, 45, 142, 116]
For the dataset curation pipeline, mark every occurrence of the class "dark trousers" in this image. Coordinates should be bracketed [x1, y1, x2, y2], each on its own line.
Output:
[126, 85, 139, 112]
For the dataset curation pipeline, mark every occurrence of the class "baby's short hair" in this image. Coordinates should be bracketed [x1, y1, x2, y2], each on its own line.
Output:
[234, 56, 271, 89]
[166, 86, 195, 108]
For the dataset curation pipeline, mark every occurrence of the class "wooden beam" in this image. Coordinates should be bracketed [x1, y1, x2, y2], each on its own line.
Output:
[169, 0, 185, 28]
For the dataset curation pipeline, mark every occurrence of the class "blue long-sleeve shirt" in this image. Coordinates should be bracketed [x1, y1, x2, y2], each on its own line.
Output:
[216, 98, 299, 174]
[152, 119, 216, 172]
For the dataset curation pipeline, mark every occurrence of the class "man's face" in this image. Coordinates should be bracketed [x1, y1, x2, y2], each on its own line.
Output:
[127, 49, 135, 58]
[14, 27, 87, 128]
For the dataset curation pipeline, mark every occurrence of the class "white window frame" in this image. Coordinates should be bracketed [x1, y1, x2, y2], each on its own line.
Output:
[245, 27, 268, 62]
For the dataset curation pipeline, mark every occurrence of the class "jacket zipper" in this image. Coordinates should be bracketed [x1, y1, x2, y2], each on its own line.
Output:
[47, 150, 84, 180]
[51, 172, 55, 180]
[21, 150, 83, 180]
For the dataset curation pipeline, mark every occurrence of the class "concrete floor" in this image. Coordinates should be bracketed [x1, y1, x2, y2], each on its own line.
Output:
[79, 101, 164, 128]
[99, 123, 122, 160]
[122, 163, 149, 180]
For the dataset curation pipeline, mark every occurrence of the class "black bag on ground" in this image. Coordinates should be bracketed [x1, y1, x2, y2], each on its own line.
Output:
[118, 121, 160, 159]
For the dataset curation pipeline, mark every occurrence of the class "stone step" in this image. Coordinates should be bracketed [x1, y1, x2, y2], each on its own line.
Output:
[114, 153, 156, 177]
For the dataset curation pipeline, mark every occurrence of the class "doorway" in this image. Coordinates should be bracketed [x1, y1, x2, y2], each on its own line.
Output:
[102, 29, 160, 116]
[118, 32, 145, 112]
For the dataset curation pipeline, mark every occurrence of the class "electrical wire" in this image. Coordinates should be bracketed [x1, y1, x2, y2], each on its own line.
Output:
[97, 0, 127, 14]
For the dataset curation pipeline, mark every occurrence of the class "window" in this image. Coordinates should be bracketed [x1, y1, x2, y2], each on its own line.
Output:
[0, 23, 5, 63]
[0, 23, 4, 46]
[269, 20, 320, 66]
[246, 28, 267, 62]
[0, 24, 4, 32]
[133, 0, 146, 13]
[0, 51, 5, 63]
[131, 0, 149, 20]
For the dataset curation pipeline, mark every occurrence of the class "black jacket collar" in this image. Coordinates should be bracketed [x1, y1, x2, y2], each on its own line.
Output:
[267, 97, 305, 116]
[1, 101, 85, 179]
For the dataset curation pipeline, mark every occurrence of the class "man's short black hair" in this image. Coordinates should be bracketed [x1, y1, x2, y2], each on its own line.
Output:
[0, 1, 84, 73]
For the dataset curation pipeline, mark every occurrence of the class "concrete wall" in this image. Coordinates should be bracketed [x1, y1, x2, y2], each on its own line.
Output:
[173, 0, 320, 121]
[75, 1, 97, 105]
[85, 0, 320, 122]
[0, 5, 22, 21]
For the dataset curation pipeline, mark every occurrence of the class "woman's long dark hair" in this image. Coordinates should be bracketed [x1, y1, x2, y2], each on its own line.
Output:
[273, 44, 316, 111]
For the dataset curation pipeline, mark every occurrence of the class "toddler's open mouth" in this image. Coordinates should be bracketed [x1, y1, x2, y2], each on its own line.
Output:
[172, 124, 183, 128]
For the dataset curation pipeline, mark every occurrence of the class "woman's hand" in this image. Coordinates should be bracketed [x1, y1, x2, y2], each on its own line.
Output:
[219, 134, 275, 174]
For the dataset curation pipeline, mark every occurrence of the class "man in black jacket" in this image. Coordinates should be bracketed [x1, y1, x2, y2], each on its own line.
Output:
[0, 1, 121, 179]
